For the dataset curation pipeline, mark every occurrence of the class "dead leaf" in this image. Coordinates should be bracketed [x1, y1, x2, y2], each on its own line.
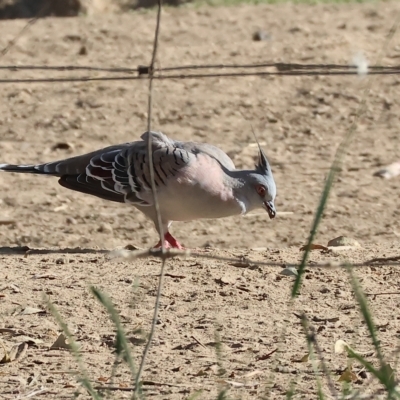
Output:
[338, 368, 357, 382]
[9, 342, 28, 362]
[300, 244, 329, 251]
[50, 334, 70, 350]
[20, 307, 45, 316]
[0, 353, 11, 363]
[300, 353, 309, 362]
[0, 341, 11, 364]
[293, 353, 309, 363]
[97, 376, 109, 382]
[256, 348, 277, 361]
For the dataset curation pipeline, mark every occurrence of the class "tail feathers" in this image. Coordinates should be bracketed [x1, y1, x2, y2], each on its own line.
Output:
[0, 163, 49, 174]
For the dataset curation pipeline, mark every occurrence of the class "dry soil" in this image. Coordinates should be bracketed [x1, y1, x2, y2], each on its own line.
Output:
[0, 2, 400, 399]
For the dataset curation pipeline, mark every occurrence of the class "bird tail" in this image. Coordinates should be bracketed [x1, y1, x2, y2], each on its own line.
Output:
[0, 163, 52, 175]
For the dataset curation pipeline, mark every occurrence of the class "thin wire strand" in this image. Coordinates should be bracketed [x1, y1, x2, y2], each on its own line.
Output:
[1, 62, 400, 74]
[2, 69, 400, 85]
[0, 2, 50, 58]
[135, 0, 164, 394]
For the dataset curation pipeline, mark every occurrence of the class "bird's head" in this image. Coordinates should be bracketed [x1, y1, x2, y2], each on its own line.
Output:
[247, 146, 276, 219]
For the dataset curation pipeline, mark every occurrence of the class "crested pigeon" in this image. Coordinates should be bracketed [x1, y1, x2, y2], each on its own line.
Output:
[0, 131, 276, 249]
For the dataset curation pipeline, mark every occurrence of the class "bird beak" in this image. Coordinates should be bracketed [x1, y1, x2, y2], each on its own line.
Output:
[263, 201, 276, 219]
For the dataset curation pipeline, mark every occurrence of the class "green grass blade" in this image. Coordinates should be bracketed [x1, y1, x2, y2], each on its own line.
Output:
[44, 296, 102, 400]
[301, 316, 327, 400]
[90, 287, 137, 384]
[347, 348, 398, 396]
[213, 325, 226, 377]
[291, 11, 400, 298]
[347, 266, 397, 398]
[291, 164, 337, 298]
[346, 348, 380, 378]
[346, 267, 383, 364]
[187, 390, 203, 400]
[346, 267, 399, 396]
[216, 389, 229, 400]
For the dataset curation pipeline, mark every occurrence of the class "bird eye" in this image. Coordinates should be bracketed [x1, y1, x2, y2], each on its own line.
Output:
[256, 185, 266, 197]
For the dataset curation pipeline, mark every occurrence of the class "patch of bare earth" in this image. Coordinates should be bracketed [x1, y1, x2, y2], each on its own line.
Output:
[0, 2, 400, 398]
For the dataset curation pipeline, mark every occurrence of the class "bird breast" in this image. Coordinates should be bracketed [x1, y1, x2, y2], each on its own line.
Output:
[153, 153, 243, 222]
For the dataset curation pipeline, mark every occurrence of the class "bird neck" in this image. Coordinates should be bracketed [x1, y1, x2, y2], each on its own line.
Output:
[227, 169, 258, 214]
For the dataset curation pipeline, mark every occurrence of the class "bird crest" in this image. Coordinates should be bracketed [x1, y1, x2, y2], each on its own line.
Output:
[250, 126, 272, 175]
[256, 146, 272, 175]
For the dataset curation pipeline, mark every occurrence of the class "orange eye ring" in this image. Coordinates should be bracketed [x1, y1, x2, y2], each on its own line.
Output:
[256, 185, 266, 197]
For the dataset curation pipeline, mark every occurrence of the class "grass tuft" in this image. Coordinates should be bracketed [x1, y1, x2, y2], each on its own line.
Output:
[45, 296, 102, 400]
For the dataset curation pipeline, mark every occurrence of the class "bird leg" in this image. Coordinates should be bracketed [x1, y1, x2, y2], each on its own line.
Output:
[153, 232, 184, 249]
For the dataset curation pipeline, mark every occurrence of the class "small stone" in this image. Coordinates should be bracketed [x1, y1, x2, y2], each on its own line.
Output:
[78, 45, 88, 55]
[97, 223, 113, 234]
[327, 236, 361, 248]
[252, 30, 271, 41]
[66, 216, 77, 225]
[280, 267, 298, 277]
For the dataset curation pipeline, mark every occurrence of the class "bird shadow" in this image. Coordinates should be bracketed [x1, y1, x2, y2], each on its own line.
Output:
[0, 246, 110, 256]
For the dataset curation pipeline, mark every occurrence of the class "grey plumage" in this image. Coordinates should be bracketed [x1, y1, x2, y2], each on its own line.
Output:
[0, 131, 277, 248]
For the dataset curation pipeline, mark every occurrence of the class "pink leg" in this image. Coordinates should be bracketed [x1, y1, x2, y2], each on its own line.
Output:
[153, 232, 184, 249]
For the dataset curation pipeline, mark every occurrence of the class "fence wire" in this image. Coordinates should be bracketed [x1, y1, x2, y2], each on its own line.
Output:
[1, 64, 400, 85]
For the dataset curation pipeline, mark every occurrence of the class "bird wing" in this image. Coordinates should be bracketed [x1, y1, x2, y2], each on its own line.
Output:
[22, 131, 236, 207]
[44, 132, 200, 205]
[175, 141, 236, 171]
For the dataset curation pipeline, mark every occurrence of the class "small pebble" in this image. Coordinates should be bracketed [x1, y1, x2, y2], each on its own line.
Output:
[327, 236, 360, 247]
[280, 267, 298, 277]
[252, 30, 271, 41]
[97, 223, 113, 233]
[66, 216, 77, 225]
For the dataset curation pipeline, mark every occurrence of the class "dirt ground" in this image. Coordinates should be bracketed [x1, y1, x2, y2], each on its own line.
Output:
[1, 1, 400, 398]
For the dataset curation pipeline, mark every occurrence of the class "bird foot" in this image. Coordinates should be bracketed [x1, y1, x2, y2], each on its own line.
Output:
[153, 232, 184, 250]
